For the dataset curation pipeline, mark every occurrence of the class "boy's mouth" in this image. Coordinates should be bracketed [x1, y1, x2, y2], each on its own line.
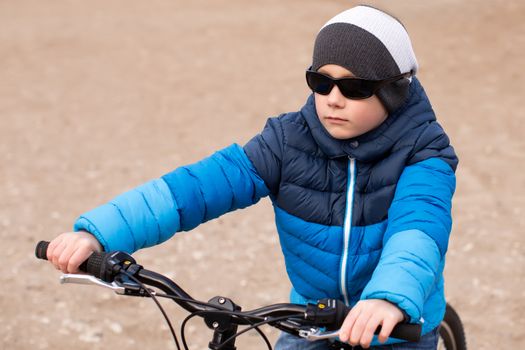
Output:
[325, 116, 348, 123]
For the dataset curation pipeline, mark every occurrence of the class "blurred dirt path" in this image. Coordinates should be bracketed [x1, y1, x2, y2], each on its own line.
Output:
[1, 0, 524, 349]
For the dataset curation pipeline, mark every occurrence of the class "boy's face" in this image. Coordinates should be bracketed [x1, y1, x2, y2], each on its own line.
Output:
[314, 64, 388, 140]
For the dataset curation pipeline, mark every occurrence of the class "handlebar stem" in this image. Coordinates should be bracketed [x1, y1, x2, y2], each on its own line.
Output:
[206, 296, 241, 350]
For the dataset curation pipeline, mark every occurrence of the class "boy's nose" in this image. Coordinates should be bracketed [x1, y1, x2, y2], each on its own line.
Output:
[327, 85, 346, 108]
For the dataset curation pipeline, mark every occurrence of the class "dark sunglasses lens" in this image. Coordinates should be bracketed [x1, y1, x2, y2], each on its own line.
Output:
[306, 72, 334, 95]
[306, 71, 377, 99]
[338, 79, 375, 99]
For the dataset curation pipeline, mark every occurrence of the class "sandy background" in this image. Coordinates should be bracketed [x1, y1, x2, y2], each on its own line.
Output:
[1, 0, 524, 349]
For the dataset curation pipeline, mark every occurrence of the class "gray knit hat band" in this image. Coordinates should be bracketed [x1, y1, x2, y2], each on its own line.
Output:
[311, 6, 418, 113]
[312, 23, 401, 80]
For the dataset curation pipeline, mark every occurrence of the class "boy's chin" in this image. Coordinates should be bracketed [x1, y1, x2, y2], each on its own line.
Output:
[326, 128, 360, 140]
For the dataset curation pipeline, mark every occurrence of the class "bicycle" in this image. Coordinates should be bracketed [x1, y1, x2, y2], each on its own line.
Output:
[35, 241, 466, 350]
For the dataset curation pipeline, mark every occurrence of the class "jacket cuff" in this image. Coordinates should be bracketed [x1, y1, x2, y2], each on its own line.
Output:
[73, 204, 135, 253]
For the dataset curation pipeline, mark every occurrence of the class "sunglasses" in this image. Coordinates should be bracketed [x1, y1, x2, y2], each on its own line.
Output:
[305, 69, 413, 100]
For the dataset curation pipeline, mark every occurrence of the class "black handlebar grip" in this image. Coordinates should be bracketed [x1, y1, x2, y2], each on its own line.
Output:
[35, 241, 49, 260]
[35, 240, 102, 274]
[84, 250, 105, 277]
[384, 323, 422, 343]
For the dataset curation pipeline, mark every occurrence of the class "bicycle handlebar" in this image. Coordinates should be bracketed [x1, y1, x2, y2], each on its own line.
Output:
[35, 241, 203, 313]
[35, 240, 422, 345]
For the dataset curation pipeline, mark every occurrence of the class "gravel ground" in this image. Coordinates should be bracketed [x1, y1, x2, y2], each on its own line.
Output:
[1, 1, 524, 349]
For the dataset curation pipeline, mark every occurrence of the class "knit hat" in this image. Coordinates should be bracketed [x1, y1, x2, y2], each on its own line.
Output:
[312, 5, 418, 113]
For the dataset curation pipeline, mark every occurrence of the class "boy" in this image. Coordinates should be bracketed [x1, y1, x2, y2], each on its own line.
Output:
[46, 5, 458, 349]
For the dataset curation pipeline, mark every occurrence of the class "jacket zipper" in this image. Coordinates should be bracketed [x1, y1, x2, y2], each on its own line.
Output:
[340, 156, 356, 306]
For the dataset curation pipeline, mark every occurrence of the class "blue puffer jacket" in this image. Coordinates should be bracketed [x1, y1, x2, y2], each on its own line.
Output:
[74, 77, 457, 342]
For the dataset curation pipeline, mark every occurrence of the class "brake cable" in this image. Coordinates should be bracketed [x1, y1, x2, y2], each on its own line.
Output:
[121, 270, 181, 350]
[215, 314, 304, 350]
[180, 310, 273, 350]
[122, 269, 276, 350]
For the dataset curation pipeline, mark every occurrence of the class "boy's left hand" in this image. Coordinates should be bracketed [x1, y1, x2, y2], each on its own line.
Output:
[338, 299, 405, 348]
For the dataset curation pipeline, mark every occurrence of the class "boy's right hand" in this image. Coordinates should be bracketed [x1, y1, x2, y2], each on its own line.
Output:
[46, 231, 103, 274]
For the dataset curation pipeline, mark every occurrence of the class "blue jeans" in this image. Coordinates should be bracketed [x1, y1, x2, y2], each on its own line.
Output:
[274, 327, 439, 350]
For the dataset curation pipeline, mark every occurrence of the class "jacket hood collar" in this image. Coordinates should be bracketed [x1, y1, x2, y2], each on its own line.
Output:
[301, 77, 436, 162]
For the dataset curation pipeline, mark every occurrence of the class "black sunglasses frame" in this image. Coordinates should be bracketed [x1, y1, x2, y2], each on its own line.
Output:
[305, 69, 413, 100]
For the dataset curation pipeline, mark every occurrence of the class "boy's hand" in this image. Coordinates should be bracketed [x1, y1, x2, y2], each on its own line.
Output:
[338, 299, 404, 348]
[47, 231, 103, 273]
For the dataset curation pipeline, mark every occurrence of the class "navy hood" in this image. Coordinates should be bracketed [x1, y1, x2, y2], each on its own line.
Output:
[301, 77, 458, 170]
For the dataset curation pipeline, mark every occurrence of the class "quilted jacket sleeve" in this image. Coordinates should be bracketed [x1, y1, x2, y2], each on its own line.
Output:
[243, 117, 284, 196]
[73, 143, 270, 253]
[360, 157, 456, 323]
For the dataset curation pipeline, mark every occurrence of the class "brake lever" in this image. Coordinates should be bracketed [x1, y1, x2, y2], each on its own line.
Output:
[299, 328, 340, 341]
[60, 274, 126, 295]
